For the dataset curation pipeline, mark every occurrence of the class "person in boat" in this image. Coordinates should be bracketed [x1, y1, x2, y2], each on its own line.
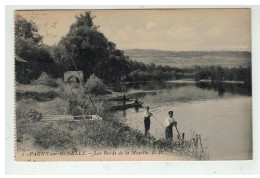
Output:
[143, 106, 153, 136]
[134, 98, 139, 106]
[165, 111, 177, 140]
[122, 94, 126, 106]
[134, 98, 139, 112]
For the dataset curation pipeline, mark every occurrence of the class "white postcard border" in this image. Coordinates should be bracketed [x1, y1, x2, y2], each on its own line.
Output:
[5, 5, 260, 175]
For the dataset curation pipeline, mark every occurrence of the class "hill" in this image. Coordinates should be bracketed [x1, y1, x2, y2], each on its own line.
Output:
[124, 49, 251, 68]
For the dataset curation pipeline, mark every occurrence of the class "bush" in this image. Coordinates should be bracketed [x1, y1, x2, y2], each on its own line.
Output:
[25, 109, 42, 122]
[85, 74, 111, 95]
[16, 99, 40, 142]
[55, 78, 64, 87]
[32, 123, 75, 149]
[31, 72, 60, 87]
[16, 99, 39, 125]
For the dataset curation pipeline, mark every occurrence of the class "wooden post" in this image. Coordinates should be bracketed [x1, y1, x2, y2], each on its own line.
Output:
[193, 138, 196, 146]
[199, 135, 204, 153]
[195, 134, 199, 148]
[182, 133, 185, 140]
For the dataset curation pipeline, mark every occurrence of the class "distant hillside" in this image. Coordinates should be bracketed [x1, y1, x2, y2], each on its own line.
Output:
[124, 49, 251, 68]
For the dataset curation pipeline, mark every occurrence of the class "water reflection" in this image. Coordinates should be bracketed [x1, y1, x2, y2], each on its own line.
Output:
[112, 81, 251, 99]
[195, 82, 251, 96]
[135, 106, 139, 113]
[123, 110, 126, 117]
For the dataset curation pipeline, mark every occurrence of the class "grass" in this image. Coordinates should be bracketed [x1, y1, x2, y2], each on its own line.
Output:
[37, 98, 70, 115]
[29, 119, 207, 159]
[16, 90, 59, 102]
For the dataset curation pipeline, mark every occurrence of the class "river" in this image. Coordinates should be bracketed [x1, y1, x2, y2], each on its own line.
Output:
[113, 81, 252, 160]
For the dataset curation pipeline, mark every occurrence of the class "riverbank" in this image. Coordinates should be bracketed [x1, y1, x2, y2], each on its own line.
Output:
[16, 81, 208, 161]
[16, 119, 207, 161]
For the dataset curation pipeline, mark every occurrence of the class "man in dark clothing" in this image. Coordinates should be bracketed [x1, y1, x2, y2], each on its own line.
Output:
[143, 106, 153, 136]
[134, 98, 139, 112]
[134, 98, 139, 106]
[122, 94, 126, 106]
[165, 111, 177, 140]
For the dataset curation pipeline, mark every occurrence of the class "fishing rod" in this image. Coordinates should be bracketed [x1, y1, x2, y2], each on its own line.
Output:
[69, 56, 99, 116]
[150, 115, 165, 138]
[65, 45, 99, 117]
[151, 115, 165, 128]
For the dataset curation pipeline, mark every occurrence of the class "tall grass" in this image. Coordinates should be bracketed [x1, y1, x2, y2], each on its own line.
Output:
[30, 119, 207, 159]
[32, 123, 76, 150]
[37, 98, 70, 115]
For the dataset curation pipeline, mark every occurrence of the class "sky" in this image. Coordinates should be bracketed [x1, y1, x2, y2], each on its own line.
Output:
[16, 9, 251, 51]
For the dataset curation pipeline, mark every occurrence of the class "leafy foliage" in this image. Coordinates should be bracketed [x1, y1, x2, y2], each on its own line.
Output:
[31, 72, 59, 87]
[85, 74, 111, 95]
[25, 109, 42, 122]
[15, 15, 42, 43]
[194, 65, 252, 86]
[15, 15, 56, 83]
[52, 11, 130, 83]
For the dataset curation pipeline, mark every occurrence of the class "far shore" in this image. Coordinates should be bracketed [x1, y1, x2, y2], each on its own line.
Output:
[198, 79, 244, 84]
[122, 79, 244, 84]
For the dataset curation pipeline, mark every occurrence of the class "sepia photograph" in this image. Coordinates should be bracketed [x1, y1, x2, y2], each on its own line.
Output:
[14, 9, 252, 161]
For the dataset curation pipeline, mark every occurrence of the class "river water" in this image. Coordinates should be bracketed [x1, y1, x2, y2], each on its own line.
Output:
[113, 81, 252, 160]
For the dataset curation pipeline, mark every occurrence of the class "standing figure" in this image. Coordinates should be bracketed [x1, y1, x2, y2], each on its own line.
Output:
[143, 106, 153, 136]
[134, 98, 139, 112]
[134, 97, 139, 106]
[165, 111, 177, 140]
[122, 94, 126, 106]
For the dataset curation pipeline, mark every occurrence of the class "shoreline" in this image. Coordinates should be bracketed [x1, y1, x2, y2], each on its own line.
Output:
[122, 79, 244, 84]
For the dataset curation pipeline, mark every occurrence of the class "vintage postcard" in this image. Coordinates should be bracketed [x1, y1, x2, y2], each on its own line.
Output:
[14, 9, 252, 161]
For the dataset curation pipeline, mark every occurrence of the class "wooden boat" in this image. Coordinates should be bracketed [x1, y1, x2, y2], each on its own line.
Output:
[41, 114, 102, 123]
[73, 115, 102, 121]
[111, 101, 144, 110]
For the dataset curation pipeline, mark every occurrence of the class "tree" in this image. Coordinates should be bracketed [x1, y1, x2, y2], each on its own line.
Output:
[15, 15, 55, 83]
[55, 11, 130, 83]
[15, 15, 42, 44]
